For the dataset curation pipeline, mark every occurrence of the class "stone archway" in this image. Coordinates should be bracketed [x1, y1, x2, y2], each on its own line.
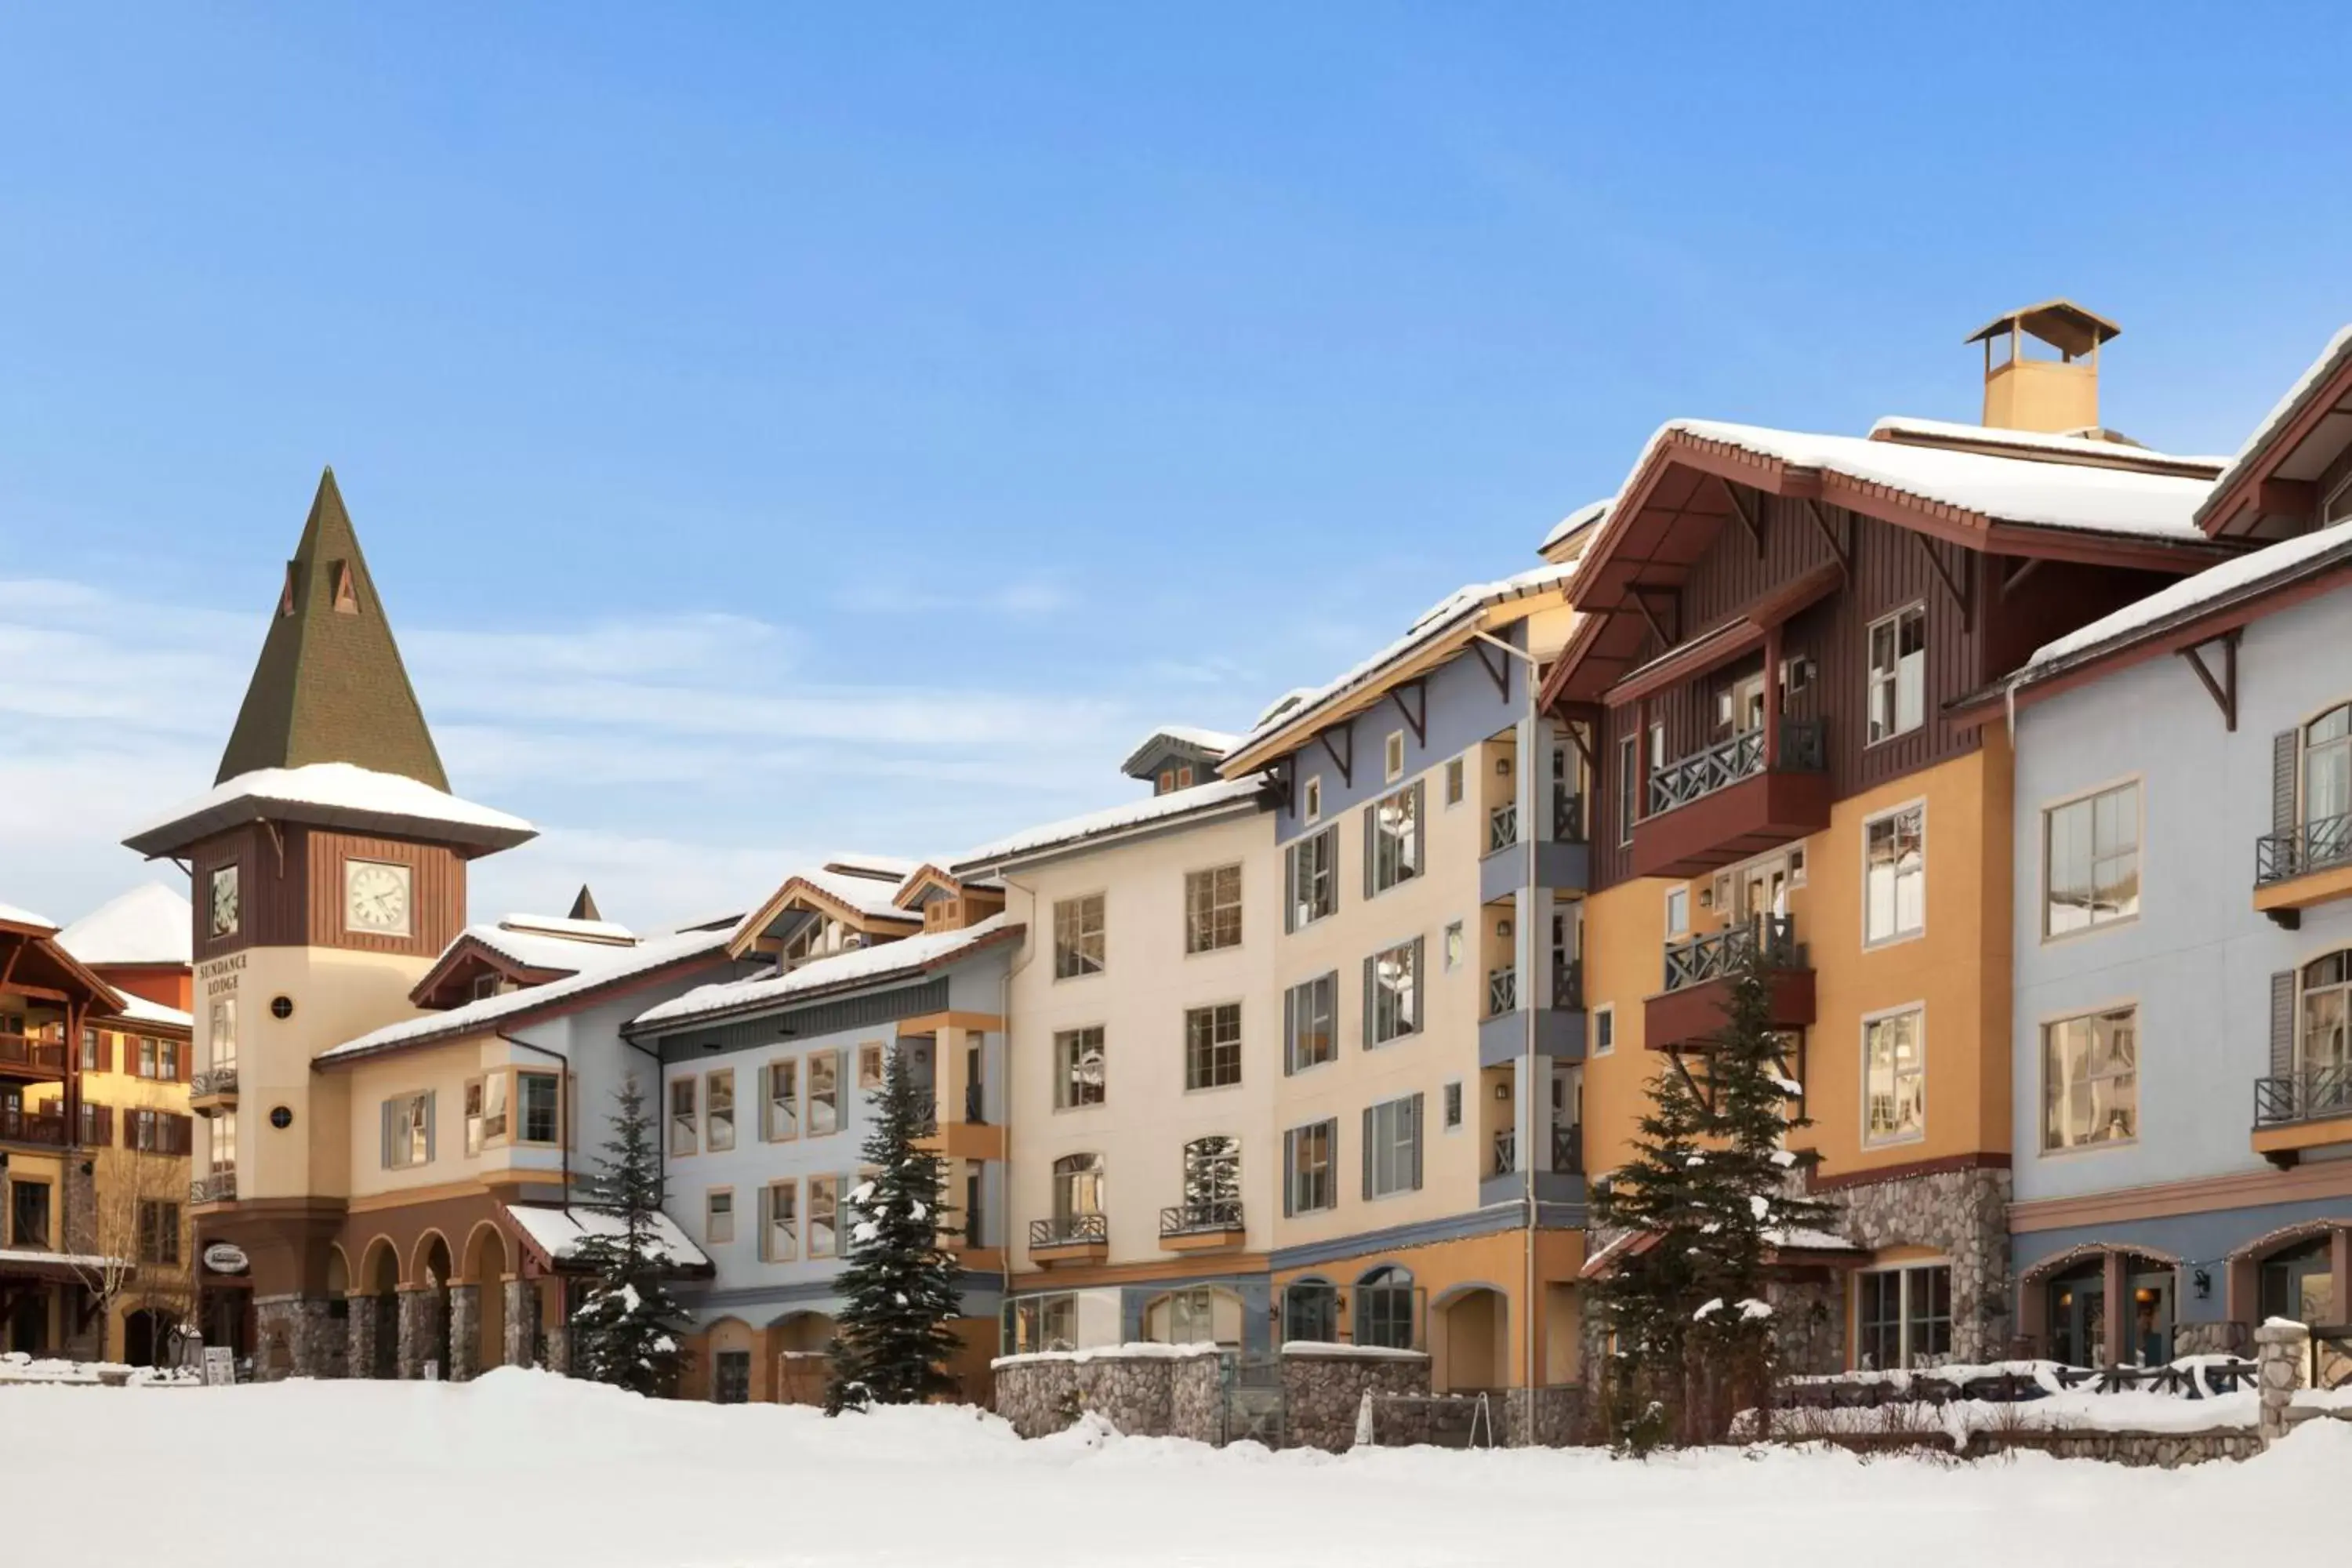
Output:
[1433, 1284, 1508, 1393]
[403, 1232, 455, 1380]
[355, 1237, 401, 1379]
[459, 1223, 512, 1381]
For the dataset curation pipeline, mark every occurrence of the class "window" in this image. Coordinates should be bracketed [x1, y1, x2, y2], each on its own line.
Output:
[1181, 1135, 1240, 1217]
[2044, 782, 2140, 936]
[2042, 1006, 2138, 1151]
[1303, 775, 1323, 822]
[1592, 1004, 1614, 1057]
[669, 1076, 698, 1156]
[858, 1043, 884, 1090]
[764, 1181, 797, 1261]
[137, 1036, 158, 1079]
[138, 1200, 181, 1266]
[1285, 1120, 1337, 1214]
[470, 973, 502, 1001]
[1856, 1264, 1951, 1370]
[464, 1075, 507, 1156]
[1055, 1026, 1105, 1109]
[209, 996, 237, 1069]
[518, 1072, 561, 1145]
[1864, 804, 1926, 946]
[1363, 1094, 1423, 1199]
[2306, 952, 2352, 1080]
[1617, 735, 1638, 845]
[706, 1189, 735, 1246]
[765, 1058, 798, 1141]
[808, 1176, 840, 1258]
[1384, 730, 1406, 782]
[10, 1180, 51, 1249]
[1185, 1004, 1242, 1091]
[1443, 1080, 1463, 1129]
[1664, 885, 1690, 937]
[1284, 1279, 1338, 1342]
[1356, 1265, 1415, 1349]
[1286, 826, 1338, 931]
[1284, 973, 1337, 1074]
[1364, 938, 1422, 1047]
[1865, 604, 1926, 744]
[1185, 865, 1243, 954]
[208, 1110, 234, 1177]
[1155, 1286, 1233, 1346]
[808, 1051, 841, 1136]
[2308, 703, 2352, 828]
[1443, 920, 1465, 972]
[1053, 894, 1106, 979]
[79, 1027, 99, 1073]
[1863, 1008, 1926, 1146]
[1444, 757, 1465, 806]
[1053, 1152, 1105, 1223]
[381, 1091, 434, 1169]
[1011, 1292, 1080, 1353]
[706, 1069, 736, 1152]
[1367, 783, 1424, 895]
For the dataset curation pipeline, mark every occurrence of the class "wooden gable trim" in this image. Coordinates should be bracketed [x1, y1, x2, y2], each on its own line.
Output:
[2198, 347, 2352, 537]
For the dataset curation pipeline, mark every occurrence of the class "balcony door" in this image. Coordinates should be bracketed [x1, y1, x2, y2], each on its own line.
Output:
[2308, 706, 2351, 863]
[1732, 855, 1790, 923]
[2304, 953, 2352, 1086]
[1718, 668, 1766, 740]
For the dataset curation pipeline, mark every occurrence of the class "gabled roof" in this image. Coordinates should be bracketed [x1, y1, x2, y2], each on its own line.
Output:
[1963, 298, 2121, 357]
[56, 884, 192, 969]
[216, 469, 449, 789]
[0, 902, 56, 932]
[1119, 724, 1241, 780]
[123, 762, 536, 861]
[407, 917, 639, 1007]
[889, 862, 1003, 912]
[630, 914, 1021, 1035]
[1540, 496, 1613, 557]
[951, 775, 1271, 874]
[0, 913, 127, 1014]
[2195, 325, 2352, 539]
[822, 852, 921, 883]
[726, 867, 924, 957]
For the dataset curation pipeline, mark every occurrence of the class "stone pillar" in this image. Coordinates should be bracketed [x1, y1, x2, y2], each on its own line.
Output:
[252, 1294, 343, 1381]
[544, 1321, 571, 1377]
[346, 1294, 379, 1379]
[397, 1287, 446, 1380]
[2257, 1320, 2309, 1447]
[448, 1285, 481, 1382]
[502, 1278, 541, 1367]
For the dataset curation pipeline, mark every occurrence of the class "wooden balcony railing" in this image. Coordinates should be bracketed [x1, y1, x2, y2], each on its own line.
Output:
[1489, 801, 1519, 854]
[1648, 720, 1826, 818]
[0, 1032, 67, 1076]
[0, 1105, 68, 1146]
[1662, 914, 1806, 993]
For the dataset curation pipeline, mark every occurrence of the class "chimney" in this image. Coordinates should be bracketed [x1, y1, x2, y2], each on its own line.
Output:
[1964, 299, 2120, 434]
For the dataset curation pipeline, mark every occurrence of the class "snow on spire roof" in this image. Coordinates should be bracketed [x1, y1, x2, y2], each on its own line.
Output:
[124, 762, 536, 859]
[56, 884, 193, 967]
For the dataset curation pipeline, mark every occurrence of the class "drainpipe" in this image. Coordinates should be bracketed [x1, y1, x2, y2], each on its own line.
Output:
[495, 1029, 574, 1208]
[993, 871, 1044, 1351]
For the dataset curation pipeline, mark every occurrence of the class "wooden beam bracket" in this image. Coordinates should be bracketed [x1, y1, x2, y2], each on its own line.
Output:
[1389, 680, 1429, 746]
[1472, 639, 1511, 699]
[1316, 725, 1354, 789]
[1802, 499, 1847, 572]
[2177, 629, 2242, 731]
[1719, 477, 1765, 556]
[1911, 531, 1971, 631]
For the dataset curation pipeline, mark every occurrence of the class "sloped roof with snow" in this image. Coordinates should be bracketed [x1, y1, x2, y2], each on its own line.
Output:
[1119, 724, 1241, 778]
[823, 852, 923, 883]
[0, 902, 58, 931]
[56, 884, 192, 968]
[2197, 325, 2352, 531]
[125, 762, 535, 859]
[503, 1203, 709, 1271]
[314, 926, 735, 1065]
[950, 776, 1270, 873]
[1867, 416, 2227, 476]
[631, 914, 1020, 1033]
[1541, 496, 1614, 554]
[106, 993, 194, 1033]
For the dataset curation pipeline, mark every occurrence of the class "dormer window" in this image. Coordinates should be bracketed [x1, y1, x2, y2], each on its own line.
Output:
[471, 973, 503, 1002]
[279, 561, 299, 617]
[330, 560, 359, 614]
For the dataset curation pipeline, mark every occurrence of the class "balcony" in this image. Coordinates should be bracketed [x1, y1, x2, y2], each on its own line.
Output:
[1028, 1212, 1108, 1266]
[1646, 914, 1816, 1053]
[1478, 960, 1586, 1066]
[2252, 1065, 2352, 1167]
[0, 1105, 68, 1147]
[1479, 797, 1591, 902]
[1157, 1199, 1245, 1251]
[1632, 720, 1830, 880]
[191, 1170, 238, 1205]
[2254, 814, 2352, 928]
[910, 1080, 1004, 1162]
[0, 1032, 67, 1081]
[1479, 1122, 1587, 1209]
[191, 1065, 239, 1115]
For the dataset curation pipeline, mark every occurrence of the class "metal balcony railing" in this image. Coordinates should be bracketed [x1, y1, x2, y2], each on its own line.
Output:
[2256, 812, 2352, 887]
[0, 1032, 67, 1076]
[1555, 959, 1583, 1011]
[907, 1092, 938, 1135]
[1554, 787, 1586, 844]
[1662, 913, 1805, 993]
[1159, 1199, 1243, 1236]
[1647, 719, 1826, 817]
[191, 1170, 238, 1204]
[0, 1105, 68, 1146]
[2255, 1064, 2352, 1127]
[1489, 801, 1519, 854]
[1487, 967, 1516, 1018]
[1552, 1121, 1582, 1174]
[1029, 1213, 1108, 1249]
[192, 1065, 239, 1098]
[1491, 1129, 1515, 1177]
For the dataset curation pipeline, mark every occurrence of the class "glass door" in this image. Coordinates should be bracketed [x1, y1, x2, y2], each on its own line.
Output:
[2049, 1271, 2107, 1367]
[2125, 1271, 2173, 1367]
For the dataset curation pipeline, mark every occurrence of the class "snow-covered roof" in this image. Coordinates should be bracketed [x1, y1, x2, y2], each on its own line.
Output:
[503, 1203, 710, 1270]
[315, 926, 734, 1064]
[632, 913, 1018, 1033]
[2021, 514, 2352, 674]
[1867, 416, 2228, 474]
[1225, 562, 1577, 768]
[1651, 419, 2216, 540]
[0, 901, 58, 931]
[1118, 724, 1241, 777]
[728, 866, 925, 950]
[449, 921, 630, 976]
[951, 776, 1269, 873]
[2198, 325, 2352, 528]
[107, 993, 194, 1033]
[823, 852, 923, 883]
[56, 884, 191, 968]
[1541, 495, 1614, 554]
[124, 762, 536, 858]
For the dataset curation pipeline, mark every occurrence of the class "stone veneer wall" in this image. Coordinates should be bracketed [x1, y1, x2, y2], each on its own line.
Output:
[503, 1279, 541, 1368]
[991, 1346, 1225, 1442]
[448, 1285, 481, 1381]
[1280, 1347, 1431, 1453]
[1828, 1166, 2013, 1364]
[255, 1294, 346, 1381]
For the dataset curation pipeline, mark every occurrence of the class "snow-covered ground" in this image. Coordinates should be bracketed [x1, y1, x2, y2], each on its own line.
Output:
[8, 1370, 2348, 1567]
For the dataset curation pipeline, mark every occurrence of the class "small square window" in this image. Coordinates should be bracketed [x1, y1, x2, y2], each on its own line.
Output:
[1443, 1080, 1464, 1129]
[1385, 731, 1406, 782]
[1443, 920, 1465, 971]
[1592, 1005, 1615, 1057]
[1444, 757, 1465, 806]
[706, 1189, 735, 1246]
[858, 1043, 884, 1090]
[1304, 775, 1323, 822]
[1664, 886, 1690, 937]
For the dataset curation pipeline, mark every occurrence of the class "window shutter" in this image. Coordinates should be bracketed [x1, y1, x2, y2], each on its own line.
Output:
[1361, 1105, 1375, 1201]
[424, 1092, 437, 1163]
[2274, 731, 2299, 837]
[1283, 985, 1297, 1077]
[93, 1033, 110, 1075]
[379, 1099, 394, 1168]
[1412, 781, 1427, 869]
[1363, 804, 1378, 900]
[2271, 970, 2298, 1078]
[177, 1039, 191, 1082]
[1362, 956, 1376, 1049]
[1284, 844, 1298, 935]
[1282, 1129, 1296, 1218]
[1410, 936, 1426, 1033]
[1410, 1093, 1425, 1191]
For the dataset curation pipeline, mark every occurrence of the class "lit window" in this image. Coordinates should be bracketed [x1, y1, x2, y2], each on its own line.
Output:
[1863, 1009, 1926, 1145]
[2044, 782, 2140, 935]
[1865, 605, 1926, 744]
[1864, 804, 1926, 945]
[1053, 895, 1106, 979]
[2042, 1007, 2138, 1151]
[1366, 938, 1422, 1046]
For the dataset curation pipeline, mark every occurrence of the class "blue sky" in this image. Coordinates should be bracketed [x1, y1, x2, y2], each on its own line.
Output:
[5, 4, 2350, 926]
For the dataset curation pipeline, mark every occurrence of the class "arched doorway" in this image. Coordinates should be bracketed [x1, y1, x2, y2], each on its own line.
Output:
[1281, 1278, 1338, 1343]
[465, 1224, 510, 1377]
[1435, 1286, 1507, 1392]
[707, 1317, 754, 1403]
[770, 1310, 836, 1404]
[1353, 1265, 1416, 1349]
[413, 1232, 454, 1379]
[360, 1238, 401, 1379]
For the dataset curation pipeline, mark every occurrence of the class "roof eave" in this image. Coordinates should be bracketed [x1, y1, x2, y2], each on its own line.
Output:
[951, 789, 1270, 879]
[627, 923, 1024, 1039]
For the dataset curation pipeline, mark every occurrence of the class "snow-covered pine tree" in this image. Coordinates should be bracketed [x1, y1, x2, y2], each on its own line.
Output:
[569, 1073, 685, 1396]
[824, 1045, 964, 1413]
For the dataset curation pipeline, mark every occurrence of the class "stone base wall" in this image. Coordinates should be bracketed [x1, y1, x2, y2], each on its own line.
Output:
[1824, 1426, 2263, 1468]
[1829, 1166, 2013, 1364]
[448, 1286, 481, 1381]
[255, 1294, 345, 1381]
[502, 1279, 541, 1368]
[2174, 1321, 2243, 1358]
[1282, 1349, 1430, 1453]
[991, 1348, 1224, 1441]
[1504, 1385, 1591, 1446]
[544, 1322, 571, 1377]
[1765, 1276, 1845, 1377]
[347, 1294, 380, 1379]
[397, 1287, 448, 1380]
[1170, 1354, 1220, 1440]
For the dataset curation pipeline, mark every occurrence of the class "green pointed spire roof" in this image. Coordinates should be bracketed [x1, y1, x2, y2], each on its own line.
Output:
[215, 468, 450, 790]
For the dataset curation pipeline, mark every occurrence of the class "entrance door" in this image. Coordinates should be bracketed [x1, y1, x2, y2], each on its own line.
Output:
[1735, 858, 1790, 924]
[2125, 1270, 2173, 1367]
[2049, 1269, 2107, 1367]
[713, 1349, 751, 1404]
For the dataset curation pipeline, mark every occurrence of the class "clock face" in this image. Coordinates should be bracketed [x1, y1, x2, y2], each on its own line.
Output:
[209, 866, 240, 938]
[344, 858, 413, 936]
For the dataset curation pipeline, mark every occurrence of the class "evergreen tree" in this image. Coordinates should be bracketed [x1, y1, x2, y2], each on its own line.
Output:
[570, 1073, 685, 1396]
[825, 1046, 965, 1412]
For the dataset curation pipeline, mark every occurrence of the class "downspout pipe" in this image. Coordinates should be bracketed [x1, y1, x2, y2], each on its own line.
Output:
[993, 871, 1044, 1351]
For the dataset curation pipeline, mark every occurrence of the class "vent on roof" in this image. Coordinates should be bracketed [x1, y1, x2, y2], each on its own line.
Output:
[1965, 299, 2119, 435]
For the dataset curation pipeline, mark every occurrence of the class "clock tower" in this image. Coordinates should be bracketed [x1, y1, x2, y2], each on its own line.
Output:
[125, 470, 534, 1371]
